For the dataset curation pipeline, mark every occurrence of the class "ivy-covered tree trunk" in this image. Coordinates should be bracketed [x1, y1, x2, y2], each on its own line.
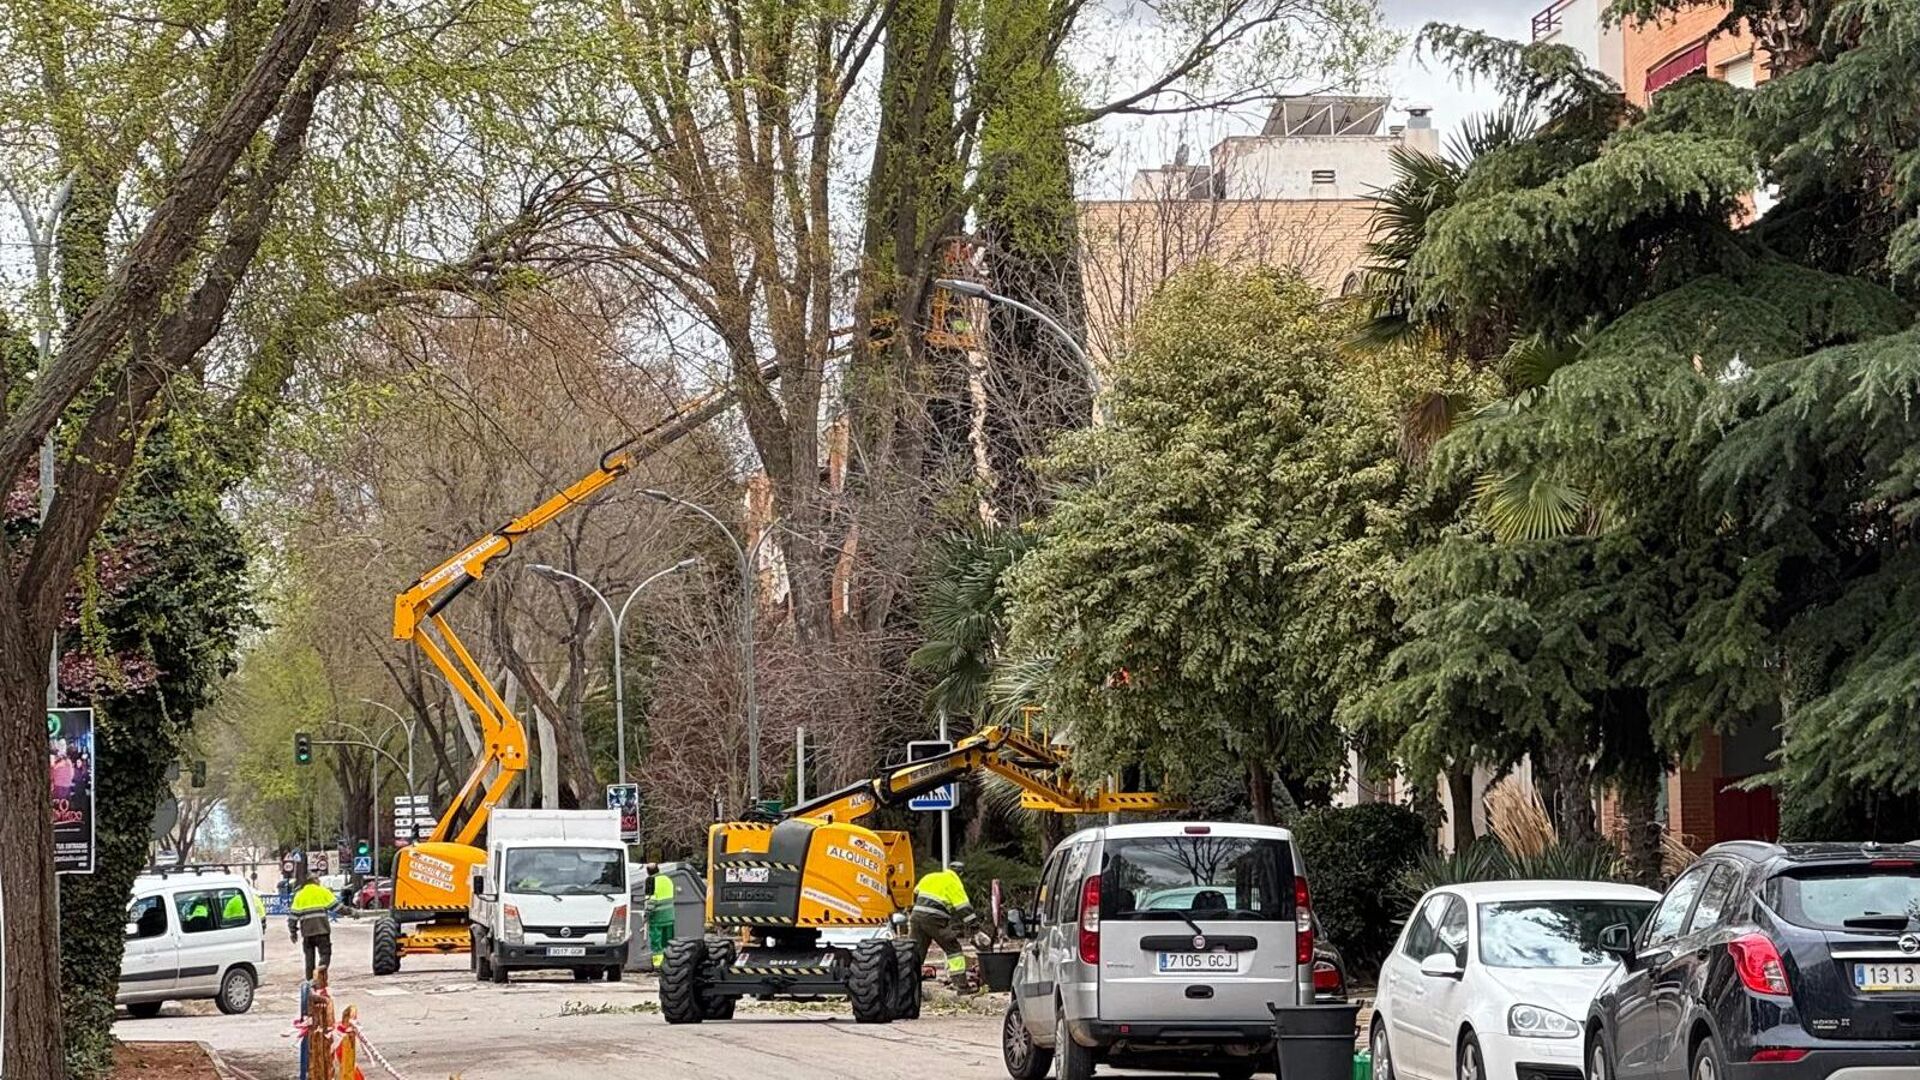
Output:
[58, 699, 190, 1077]
[0, 652, 65, 1078]
[1445, 763, 1478, 852]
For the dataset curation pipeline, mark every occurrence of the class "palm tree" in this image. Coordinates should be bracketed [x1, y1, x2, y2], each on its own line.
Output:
[908, 525, 1037, 719]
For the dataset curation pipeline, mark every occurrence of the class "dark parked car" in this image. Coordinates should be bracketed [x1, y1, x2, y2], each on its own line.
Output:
[1311, 914, 1348, 1002]
[1586, 841, 1920, 1080]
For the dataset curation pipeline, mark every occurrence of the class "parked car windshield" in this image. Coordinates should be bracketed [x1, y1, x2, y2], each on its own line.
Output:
[1771, 867, 1920, 930]
[503, 847, 625, 896]
[1101, 836, 1292, 921]
[1478, 900, 1657, 968]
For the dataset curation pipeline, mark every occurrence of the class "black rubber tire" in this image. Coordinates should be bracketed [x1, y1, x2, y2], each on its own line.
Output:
[371, 916, 401, 976]
[572, 968, 595, 981]
[1693, 1032, 1727, 1080]
[1002, 999, 1053, 1080]
[126, 1001, 163, 1020]
[848, 939, 895, 1024]
[1372, 1018, 1398, 1080]
[889, 938, 921, 1021]
[488, 947, 509, 984]
[1217, 1064, 1258, 1080]
[660, 938, 709, 1025]
[1588, 1033, 1614, 1080]
[699, 938, 737, 1020]
[605, 965, 624, 983]
[1055, 1007, 1096, 1080]
[1458, 1032, 1485, 1080]
[215, 966, 256, 1015]
[474, 937, 493, 982]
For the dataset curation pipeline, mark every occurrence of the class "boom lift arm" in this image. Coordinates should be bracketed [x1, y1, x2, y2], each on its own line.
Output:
[392, 363, 778, 850]
[784, 723, 1180, 825]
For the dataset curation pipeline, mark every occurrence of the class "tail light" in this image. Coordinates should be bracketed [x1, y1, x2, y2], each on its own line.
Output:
[1078, 876, 1102, 965]
[607, 903, 630, 944]
[1728, 934, 1791, 996]
[1313, 960, 1340, 992]
[1295, 876, 1313, 966]
[1750, 1049, 1808, 1063]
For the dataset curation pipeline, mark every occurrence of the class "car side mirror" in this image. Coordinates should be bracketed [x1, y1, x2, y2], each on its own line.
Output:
[124, 922, 140, 938]
[1598, 922, 1635, 964]
[1419, 952, 1463, 979]
[1006, 909, 1030, 940]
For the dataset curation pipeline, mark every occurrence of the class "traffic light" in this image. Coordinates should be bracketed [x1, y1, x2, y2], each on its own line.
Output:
[355, 839, 370, 858]
[190, 760, 207, 788]
[293, 732, 312, 765]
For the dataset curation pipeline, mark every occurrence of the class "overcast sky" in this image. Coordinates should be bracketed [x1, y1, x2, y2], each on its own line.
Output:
[1085, 0, 1532, 194]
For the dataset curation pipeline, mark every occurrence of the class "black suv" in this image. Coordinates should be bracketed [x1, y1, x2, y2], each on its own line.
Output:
[1586, 841, 1920, 1080]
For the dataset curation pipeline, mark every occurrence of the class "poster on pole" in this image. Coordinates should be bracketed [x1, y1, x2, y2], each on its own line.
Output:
[606, 783, 641, 842]
[49, 707, 96, 874]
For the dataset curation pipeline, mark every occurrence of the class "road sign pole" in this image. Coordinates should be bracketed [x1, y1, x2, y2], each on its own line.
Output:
[795, 725, 806, 803]
[938, 714, 951, 869]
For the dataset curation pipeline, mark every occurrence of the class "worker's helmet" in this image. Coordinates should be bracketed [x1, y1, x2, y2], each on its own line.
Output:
[949, 860, 966, 872]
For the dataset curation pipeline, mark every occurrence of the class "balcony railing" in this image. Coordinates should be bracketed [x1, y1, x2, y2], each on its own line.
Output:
[1532, 0, 1579, 41]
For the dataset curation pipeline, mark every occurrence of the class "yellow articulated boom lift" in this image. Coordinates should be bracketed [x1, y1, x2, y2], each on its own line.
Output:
[658, 722, 1179, 1025]
[371, 365, 776, 975]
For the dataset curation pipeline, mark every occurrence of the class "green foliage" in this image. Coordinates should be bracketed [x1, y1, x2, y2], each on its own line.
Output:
[1292, 804, 1430, 973]
[909, 525, 1039, 719]
[57, 424, 255, 1079]
[1397, 838, 1625, 903]
[1006, 266, 1461, 812]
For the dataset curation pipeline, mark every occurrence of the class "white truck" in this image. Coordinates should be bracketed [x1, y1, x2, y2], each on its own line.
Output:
[468, 809, 632, 983]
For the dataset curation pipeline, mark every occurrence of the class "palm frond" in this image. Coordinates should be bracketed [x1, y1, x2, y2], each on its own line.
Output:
[1446, 102, 1541, 165]
[1400, 390, 1470, 463]
[1472, 469, 1590, 541]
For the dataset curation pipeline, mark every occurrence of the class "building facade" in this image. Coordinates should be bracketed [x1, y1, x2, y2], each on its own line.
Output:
[1079, 96, 1436, 361]
[1534, 0, 1767, 104]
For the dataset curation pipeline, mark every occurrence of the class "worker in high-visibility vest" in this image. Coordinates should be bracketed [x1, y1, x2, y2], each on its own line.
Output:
[644, 864, 676, 968]
[288, 875, 342, 979]
[909, 863, 979, 992]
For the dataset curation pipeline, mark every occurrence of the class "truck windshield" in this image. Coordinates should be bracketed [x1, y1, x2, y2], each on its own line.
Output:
[1101, 836, 1292, 921]
[503, 847, 625, 896]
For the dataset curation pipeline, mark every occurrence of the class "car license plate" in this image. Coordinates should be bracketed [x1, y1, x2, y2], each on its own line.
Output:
[1157, 951, 1237, 973]
[1855, 963, 1920, 991]
[547, 946, 587, 957]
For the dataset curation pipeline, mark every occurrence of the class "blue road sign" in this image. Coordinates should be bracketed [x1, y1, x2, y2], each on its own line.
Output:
[352, 855, 373, 874]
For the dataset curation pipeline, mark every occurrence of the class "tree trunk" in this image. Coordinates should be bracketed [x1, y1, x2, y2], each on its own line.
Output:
[1445, 763, 1478, 853]
[1618, 767, 1665, 887]
[1539, 738, 1598, 847]
[0, 621, 65, 1079]
[1246, 765, 1276, 826]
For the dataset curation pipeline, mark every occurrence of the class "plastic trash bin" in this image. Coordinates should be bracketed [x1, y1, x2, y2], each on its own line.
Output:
[1352, 1050, 1373, 1080]
[1270, 1003, 1361, 1080]
[979, 951, 1019, 992]
[625, 863, 708, 972]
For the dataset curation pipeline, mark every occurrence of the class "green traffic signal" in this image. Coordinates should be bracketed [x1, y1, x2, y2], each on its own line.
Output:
[355, 839, 370, 857]
[294, 732, 312, 765]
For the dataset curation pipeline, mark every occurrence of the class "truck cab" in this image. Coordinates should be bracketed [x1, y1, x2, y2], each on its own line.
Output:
[468, 809, 632, 983]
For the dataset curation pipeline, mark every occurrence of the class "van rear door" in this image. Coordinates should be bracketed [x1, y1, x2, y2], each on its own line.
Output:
[1095, 829, 1299, 1022]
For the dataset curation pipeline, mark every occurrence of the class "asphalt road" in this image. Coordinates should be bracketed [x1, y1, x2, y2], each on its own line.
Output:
[116, 917, 1017, 1080]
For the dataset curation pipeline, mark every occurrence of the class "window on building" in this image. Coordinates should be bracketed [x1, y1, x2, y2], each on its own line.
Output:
[1310, 169, 1337, 185]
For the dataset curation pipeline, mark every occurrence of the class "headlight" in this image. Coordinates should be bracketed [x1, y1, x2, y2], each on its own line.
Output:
[502, 903, 524, 945]
[1507, 1004, 1581, 1039]
[607, 904, 630, 945]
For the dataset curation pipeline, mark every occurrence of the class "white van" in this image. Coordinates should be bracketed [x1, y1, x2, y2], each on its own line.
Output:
[120, 868, 266, 1017]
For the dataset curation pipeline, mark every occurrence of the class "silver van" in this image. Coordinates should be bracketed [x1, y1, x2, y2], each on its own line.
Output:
[1001, 822, 1312, 1080]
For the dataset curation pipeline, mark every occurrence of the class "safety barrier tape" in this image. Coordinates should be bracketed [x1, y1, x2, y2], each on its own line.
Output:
[729, 965, 833, 976]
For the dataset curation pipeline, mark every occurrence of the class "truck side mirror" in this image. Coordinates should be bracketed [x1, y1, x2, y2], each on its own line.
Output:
[471, 871, 489, 900]
[1006, 909, 1029, 940]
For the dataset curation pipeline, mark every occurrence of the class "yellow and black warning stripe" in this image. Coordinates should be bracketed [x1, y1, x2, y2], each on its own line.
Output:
[718, 859, 799, 872]
[721, 822, 775, 832]
[729, 965, 835, 977]
[711, 914, 799, 926]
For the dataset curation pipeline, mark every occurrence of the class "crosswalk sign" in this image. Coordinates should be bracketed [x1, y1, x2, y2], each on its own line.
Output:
[353, 855, 373, 874]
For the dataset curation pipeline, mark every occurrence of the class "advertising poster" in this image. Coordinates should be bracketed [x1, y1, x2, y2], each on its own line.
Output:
[607, 783, 641, 842]
[49, 707, 96, 874]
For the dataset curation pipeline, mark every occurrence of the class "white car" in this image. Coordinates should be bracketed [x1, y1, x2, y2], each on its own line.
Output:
[1372, 880, 1660, 1080]
[120, 868, 267, 1018]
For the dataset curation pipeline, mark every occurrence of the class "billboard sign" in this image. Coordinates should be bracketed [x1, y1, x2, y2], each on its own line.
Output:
[49, 708, 96, 874]
[607, 783, 641, 842]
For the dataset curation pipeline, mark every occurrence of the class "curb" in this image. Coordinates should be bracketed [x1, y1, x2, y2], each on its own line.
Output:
[200, 1041, 242, 1080]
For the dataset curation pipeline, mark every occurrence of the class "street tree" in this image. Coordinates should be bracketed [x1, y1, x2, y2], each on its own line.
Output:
[1005, 266, 1455, 821]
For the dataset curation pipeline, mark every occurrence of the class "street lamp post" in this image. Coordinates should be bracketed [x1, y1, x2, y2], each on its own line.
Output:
[934, 278, 1104, 424]
[358, 700, 417, 802]
[531, 558, 699, 786]
[642, 490, 762, 803]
